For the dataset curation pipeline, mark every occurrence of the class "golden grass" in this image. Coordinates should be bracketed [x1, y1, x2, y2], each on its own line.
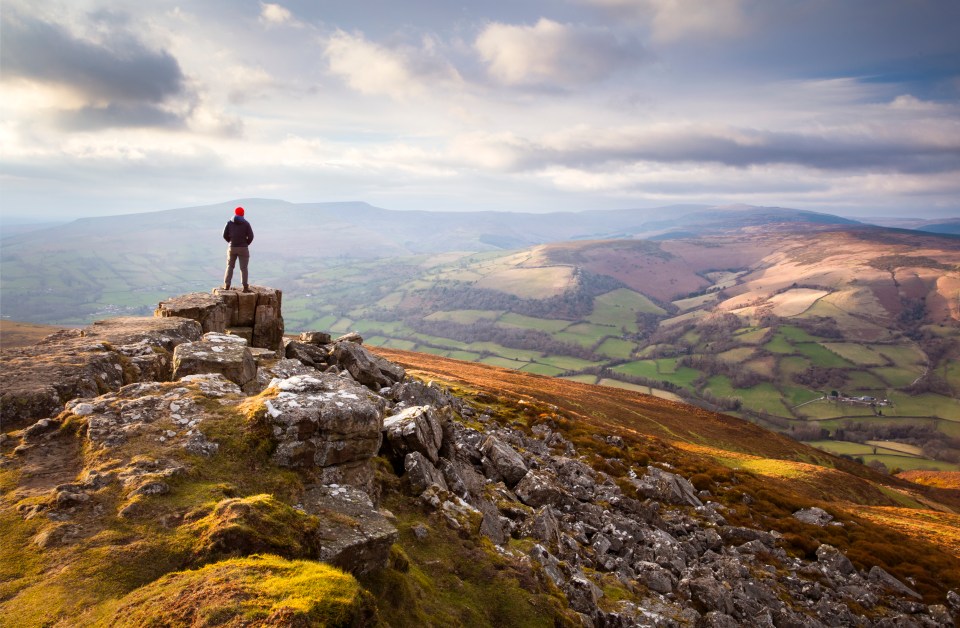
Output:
[898, 471, 960, 490]
[475, 267, 575, 299]
[104, 554, 373, 627]
[851, 507, 960, 559]
[768, 289, 830, 317]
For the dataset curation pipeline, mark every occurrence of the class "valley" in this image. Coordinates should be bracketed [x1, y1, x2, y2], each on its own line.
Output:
[2, 202, 958, 471]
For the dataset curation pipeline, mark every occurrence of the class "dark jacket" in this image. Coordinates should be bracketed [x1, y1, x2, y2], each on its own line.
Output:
[223, 216, 254, 248]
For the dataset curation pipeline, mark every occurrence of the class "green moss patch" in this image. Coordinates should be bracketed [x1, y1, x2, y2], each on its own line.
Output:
[106, 554, 375, 627]
[186, 494, 322, 563]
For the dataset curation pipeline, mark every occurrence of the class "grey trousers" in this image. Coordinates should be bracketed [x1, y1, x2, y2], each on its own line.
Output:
[224, 246, 250, 287]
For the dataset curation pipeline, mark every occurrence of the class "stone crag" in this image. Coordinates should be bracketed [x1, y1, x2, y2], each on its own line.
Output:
[2, 289, 959, 626]
[155, 286, 284, 352]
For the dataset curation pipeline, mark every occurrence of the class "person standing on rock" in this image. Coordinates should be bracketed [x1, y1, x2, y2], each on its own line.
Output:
[222, 206, 254, 292]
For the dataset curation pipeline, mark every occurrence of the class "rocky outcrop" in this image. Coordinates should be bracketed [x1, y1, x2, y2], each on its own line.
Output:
[382, 405, 444, 464]
[1, 316, 202, 430]
[302, 484, 398, 576]
[172, 333, 257, 391]
[259, 374, 385, 493]
[283, 332, 406, 390]
[328, 341, 404, 390]
[155, 286, 284, 352]
[380, 399, 952, 627]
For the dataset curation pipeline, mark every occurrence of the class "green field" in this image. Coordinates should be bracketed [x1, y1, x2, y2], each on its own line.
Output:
[520, 363, 566, 376]
[844, 370, 888, 391]
[794, 343, 854, 368]
[779, 326, 820, 343]
[764, 333, 793, 354]
[734, 327, 769, 344]
[595, 338, 636, 359]
[781, 385, 821, 407]
[467, 342, 543, 361]
[873, 366, 922, 388]
[807, 440, 876, 456]
[534, 355, 598, 371]
[425, 310, 503, 324]
[820, 343, 886, 366]
[861, 455, 960, 472]
[613, 360, 661, 379]
[610, 359, 701, 390]
[443, 350, 483, 361]
[552, 323, 615, 348]
[737, 383, 793, 417]
[875, 344, 926, 368]
[887, 393, 960, 420]
[941, 361, 960, 391]
[497, 312, 571, 333]
[563, 375, 599, 385]
[588, 289, 666, 331]
[480, 356, 532, 369]
[411, 333, 470, 349]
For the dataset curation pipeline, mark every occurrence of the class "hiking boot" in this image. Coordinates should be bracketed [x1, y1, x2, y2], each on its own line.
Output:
[242, 285, 251, 293]
[222, 285, 231, 291]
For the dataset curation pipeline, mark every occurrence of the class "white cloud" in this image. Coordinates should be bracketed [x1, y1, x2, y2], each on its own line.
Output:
[323, 30, 461, 100]
[259, 3, 293, 26]
[475, 18, 645, 87]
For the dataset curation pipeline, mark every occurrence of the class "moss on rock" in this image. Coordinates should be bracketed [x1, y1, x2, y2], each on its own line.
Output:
[187, 494, 321, 562]
[106, 554, 377, 627]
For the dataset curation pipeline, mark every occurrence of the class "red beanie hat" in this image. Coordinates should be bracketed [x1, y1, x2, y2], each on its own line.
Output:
[235, 207, 244, 216]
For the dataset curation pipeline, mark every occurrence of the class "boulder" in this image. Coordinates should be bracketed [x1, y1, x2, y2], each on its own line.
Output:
[329, 341, 405, 390]
[382, 405, 444, 464]
[681, 575, 736, 616]
[816, 544, 856, 577]
[552, 456, 598, 502]
[155, 292, 230, 333]
[299, 331, 332, 345]
[404, 451, 448, 495]
[263, 374, 385, 493]
[172, 333, 257, 389]
[514, 470, 574, 509]
[635, 561, 675, 594]
[284, 341, 330, 369]
[793, 507, 834, 527]
[303, 484, 398, 576]
[868, 566, 922, 600]
[630, 466, 703, 508]
[480, 436, 528, 487]
[565, 571, 604, 614]
[335, 332, 363, 344]
[525, 506, 563, 548]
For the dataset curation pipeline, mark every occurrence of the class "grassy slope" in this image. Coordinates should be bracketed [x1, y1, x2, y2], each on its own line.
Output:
[372, 347, 960, 600]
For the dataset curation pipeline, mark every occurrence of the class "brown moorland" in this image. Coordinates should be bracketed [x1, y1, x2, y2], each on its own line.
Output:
[0, 321, 65, 350]
[373, 346, 960, 595]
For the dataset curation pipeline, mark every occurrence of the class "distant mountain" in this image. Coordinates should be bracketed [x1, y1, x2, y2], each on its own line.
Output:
[0, 199, 861, 324]
[862, 217, 960, 236]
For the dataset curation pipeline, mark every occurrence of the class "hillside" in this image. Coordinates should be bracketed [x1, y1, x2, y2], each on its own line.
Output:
[2, 293, 960, 625]
[297, 225, 959, 470]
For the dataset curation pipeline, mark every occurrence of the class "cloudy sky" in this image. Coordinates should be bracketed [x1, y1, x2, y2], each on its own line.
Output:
[2, 0, 959, 220]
